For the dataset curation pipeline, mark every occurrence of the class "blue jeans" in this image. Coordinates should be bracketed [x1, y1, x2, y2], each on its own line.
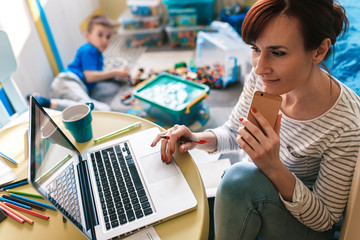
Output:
[214, 162, 334, 240]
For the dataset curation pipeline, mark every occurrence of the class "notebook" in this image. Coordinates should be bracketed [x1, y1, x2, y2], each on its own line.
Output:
[28, 97, 197, 240]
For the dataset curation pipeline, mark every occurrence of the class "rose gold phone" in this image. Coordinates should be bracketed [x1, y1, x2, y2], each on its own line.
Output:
[247, 91, 282, 133]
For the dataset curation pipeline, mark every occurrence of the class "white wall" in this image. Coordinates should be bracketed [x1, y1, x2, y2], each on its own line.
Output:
[0, 0, 99, 98]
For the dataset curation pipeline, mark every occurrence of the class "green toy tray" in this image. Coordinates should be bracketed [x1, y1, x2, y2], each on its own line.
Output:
[133, 73, 210, 115]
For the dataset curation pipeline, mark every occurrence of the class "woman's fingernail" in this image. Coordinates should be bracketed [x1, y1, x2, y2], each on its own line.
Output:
[239, 117, 244, 122]
[251, 107, 257, 113]
[161, 154, 164, 161]
[151, 142, 154, 147]
[170, 149, 174, 155]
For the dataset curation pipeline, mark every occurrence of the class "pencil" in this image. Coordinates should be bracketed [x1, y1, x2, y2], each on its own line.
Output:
[9, 193, 56, 210]
[4, 202, 49, 220]
[94, 121, 141, 143]
[0, 178, 28, 190]
[2, 195, 46, 211]
[0, 196, 31, 209]
[0, 202, 25, 223]
[0, 202, 33, 224]
[6, 190, 43, 199]
[160, 135, 210, 144]
[0, 151, 18, 165]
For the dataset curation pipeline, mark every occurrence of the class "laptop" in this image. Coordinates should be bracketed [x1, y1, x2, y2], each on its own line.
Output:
[28, 97, 197, 240]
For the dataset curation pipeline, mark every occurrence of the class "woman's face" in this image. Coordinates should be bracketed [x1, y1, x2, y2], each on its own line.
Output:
[251, 15, 315, 95]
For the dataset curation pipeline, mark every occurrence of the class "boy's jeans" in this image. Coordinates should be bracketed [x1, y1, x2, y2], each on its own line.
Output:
[214, 162, 334, 240]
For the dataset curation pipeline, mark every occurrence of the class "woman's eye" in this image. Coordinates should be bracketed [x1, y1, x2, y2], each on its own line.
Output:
[251, 46, 260, 52]
[273, 51, 286, 56]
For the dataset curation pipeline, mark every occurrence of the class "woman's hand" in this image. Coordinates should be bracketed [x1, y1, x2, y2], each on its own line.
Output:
[151, 125, 197, 163]
[236, 107, 282, 174]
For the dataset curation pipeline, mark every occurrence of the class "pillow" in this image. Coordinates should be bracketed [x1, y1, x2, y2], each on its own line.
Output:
[326, 0, 360, 95]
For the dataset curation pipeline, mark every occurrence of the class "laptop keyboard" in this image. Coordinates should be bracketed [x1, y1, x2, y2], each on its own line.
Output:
[47, 164, 82, 228]
[90, 142, 153, 230]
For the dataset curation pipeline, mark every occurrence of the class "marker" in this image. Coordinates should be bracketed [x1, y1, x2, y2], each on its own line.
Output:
[160, 135, 209, 144]
[94, 122, 141, 143]
[4, 202, 49, 220]
[0, 151, 18, 165]
[0, 202, 34, 224]
[6, 190, 43, 199]
[9, 193, 56, 210]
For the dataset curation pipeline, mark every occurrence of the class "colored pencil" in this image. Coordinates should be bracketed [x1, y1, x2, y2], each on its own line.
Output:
[4, 202, 49, 220]
[0, 203, 24, 223]
[0, 202, 33, 224]
[2, 195, 45, 211]
[0, 151, 18, 165]
[0, 178, 28, 190]
[0, 196, 31, 209]
[6, 190, 43, 199]
[160, 135, 210, 144]
[9, 193, 56, 210]
[94, 121, 141, 143]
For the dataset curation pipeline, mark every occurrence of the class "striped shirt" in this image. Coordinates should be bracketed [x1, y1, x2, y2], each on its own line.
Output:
[211, 69, 360, 231]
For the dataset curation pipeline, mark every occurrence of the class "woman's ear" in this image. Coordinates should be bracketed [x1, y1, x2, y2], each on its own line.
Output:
[312, 38, 331, 64]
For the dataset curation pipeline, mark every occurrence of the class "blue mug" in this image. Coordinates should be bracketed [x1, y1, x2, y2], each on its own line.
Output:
[61, 102, 94, 142]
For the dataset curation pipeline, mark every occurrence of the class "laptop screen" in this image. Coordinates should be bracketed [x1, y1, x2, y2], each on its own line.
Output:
[29, 98, 91, 237]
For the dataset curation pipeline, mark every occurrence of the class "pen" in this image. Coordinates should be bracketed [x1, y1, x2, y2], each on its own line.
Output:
[0, 202, 34, 224]
[160, 135, 210, 144]
[94, 121, 141, 143]
[9, 193, 56, 210]
[0, 202, 25, 223]
[0, 151, 18, 165]
[6, 190, 43, 199]
[4, 202, 49, 220]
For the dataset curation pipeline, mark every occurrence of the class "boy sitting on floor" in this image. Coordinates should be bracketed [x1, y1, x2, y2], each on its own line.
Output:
[28, 15, 130, 111]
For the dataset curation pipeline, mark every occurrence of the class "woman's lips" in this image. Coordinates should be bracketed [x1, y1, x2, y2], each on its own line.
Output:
[262, 78, 280, 84]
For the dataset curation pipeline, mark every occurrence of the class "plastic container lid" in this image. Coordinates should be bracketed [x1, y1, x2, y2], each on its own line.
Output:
[127, 0, 161, 6]
[133, 73, 210, 114]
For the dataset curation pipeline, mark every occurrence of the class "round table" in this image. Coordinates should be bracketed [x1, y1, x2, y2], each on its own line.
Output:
[0, 111, 209, 240]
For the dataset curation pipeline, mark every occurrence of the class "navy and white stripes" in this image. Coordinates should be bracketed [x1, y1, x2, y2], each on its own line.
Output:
[211, 69, 360, 231]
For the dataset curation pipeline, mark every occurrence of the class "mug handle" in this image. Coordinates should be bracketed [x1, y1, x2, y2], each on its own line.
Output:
[86, 102, 94, 111]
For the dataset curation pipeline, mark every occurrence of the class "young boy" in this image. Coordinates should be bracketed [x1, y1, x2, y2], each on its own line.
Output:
[29, 15, 130, 111]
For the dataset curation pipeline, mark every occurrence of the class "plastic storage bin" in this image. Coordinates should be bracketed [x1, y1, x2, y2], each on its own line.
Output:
[162, 0, 215, 25]
[132, 73, 210, 126]
[168, 8, 197, 27]
[119, 24, 164, 47]
[119, 8, 163, 30]
[165, 25, 215, 48]
[127, 0, 162, 17]
[196, 21, 252, 86]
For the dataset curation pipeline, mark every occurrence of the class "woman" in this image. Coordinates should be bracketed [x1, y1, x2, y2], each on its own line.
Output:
[151, 0, 360, 239]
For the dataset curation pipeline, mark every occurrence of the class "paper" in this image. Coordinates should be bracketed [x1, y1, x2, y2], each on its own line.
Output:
[189, 148, 221, 164]
[0, 157, 17, 185]
[123, 227, 161, 240]
[197, 158, 232, 198]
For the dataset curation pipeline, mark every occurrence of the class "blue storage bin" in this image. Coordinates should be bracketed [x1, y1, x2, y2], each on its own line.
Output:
[162, 0, 215, 25]
[168, 8, 197, 27]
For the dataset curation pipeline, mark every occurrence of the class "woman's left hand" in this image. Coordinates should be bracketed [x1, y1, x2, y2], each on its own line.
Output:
[237, 107, 282, 173]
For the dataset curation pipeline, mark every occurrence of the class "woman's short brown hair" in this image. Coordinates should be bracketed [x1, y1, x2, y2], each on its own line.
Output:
[241, 0, 348, 61]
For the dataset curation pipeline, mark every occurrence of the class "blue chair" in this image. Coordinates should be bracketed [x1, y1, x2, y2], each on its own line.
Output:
[0, 30, 28, 128]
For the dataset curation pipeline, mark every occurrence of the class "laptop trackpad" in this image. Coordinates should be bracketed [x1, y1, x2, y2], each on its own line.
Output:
[139, 152, 179, 184]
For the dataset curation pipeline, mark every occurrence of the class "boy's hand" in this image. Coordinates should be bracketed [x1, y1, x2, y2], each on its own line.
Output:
[113, 67, 130, 80]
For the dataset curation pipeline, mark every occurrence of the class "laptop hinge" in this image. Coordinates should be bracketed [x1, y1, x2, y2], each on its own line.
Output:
[77, 159, 99, 240]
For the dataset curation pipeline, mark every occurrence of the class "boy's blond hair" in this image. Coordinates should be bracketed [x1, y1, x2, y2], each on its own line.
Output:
[87, 15, 114, 32]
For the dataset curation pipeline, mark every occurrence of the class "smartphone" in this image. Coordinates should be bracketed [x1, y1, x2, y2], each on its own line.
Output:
[246, 91, 282, 133]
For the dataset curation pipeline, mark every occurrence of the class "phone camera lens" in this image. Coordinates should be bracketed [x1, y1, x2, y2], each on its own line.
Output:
[261, 93, 264, 96]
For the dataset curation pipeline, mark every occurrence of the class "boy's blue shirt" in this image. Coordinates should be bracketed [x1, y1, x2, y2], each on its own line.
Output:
[65, 42, 103, 92]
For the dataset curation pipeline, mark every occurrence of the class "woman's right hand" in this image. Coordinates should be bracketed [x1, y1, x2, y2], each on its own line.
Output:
[151, 125, 197, 163]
